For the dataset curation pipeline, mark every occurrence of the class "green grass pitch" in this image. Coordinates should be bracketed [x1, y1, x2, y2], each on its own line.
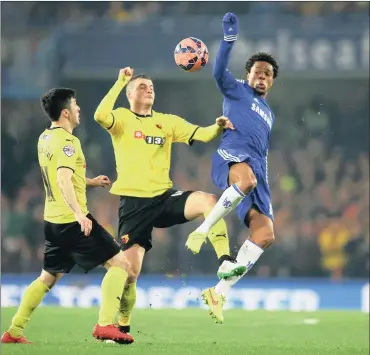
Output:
[1, 308, 369, 355]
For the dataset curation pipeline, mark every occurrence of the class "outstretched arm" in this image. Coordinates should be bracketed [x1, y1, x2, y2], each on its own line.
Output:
[172, 115, 234, 145]
[213, 13, 241, 99]
[94, 67, 133, 129]
[192, 116, 234, 143]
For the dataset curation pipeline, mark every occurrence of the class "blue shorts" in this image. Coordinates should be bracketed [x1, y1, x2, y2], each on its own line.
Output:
[211, 148, 274, 225]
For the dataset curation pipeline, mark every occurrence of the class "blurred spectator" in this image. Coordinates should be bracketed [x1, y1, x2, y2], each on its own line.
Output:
[318, 215, 350, 279]
[104, 2, 131, 23]
[1, 1, 368, 31]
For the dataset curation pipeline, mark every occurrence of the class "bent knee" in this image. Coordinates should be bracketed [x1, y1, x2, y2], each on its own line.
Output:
[230, 164, 257, 195]
[186, 192, 217, 219]
[252, 232, 275, 249]
[237, 177, 257, 195]
[264, 232, 275, 248]
[197, 192, 217, 208]
[204, 193, 217, 208]
[106, 252, 133, 275]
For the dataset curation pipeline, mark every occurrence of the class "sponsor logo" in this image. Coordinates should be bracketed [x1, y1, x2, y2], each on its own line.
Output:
[145, 136, 165, 145]
[251, 102, 273, 129]
[134, 131, 143, 139]
[6, 276, 364, 312]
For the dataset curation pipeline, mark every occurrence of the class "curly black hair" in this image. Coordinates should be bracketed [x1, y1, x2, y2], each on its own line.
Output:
[245, 52, 279, 79]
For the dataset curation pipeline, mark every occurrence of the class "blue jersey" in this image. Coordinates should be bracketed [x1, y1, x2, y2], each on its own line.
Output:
[211, 40, 276, 224]
[214, 40, 275, 161]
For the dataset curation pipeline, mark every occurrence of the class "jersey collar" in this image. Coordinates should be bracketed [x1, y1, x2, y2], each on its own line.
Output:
[131, 110, 153, 118]
[46, 126, 74, 135]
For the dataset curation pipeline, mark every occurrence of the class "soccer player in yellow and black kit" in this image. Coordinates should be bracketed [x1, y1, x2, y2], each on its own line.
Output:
[94, 67, 247, 338]
[1, 88, 134, 345]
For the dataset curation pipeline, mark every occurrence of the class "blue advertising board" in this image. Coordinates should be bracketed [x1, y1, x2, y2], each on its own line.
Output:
[56, 14, 369, 78]
[2, 274, 368, 312]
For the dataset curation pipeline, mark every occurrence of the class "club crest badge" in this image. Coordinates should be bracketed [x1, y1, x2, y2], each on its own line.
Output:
[121, 234, 129, 244]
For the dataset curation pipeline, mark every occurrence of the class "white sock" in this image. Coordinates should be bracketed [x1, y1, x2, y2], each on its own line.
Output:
[236, 240, 264, 270]
[196, 184, 245, 233]
[214, 277, 235, 297]
[214, 240, 264, 297]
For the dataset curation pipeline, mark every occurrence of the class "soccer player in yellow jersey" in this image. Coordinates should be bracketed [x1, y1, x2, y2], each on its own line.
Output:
[1, 88, 134, 345]
[94, 67, 247, 337]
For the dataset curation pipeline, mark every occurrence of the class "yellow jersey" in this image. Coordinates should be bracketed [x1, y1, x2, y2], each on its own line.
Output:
[106, 108, 199, 197]
[37, 127, 88, 223]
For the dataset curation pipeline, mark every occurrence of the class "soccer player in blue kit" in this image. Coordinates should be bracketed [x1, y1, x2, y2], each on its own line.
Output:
[186, 12, 280, 323]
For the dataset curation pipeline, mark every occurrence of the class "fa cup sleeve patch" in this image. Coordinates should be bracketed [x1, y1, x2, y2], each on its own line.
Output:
[63, 145, 75, 157]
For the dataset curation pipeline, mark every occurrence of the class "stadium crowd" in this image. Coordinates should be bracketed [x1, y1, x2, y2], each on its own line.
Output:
[1, 1, 369, 32]
[2, 95, 368, 279]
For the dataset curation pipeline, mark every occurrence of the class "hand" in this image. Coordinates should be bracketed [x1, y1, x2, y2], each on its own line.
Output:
[75, 213, 92, 237]
[222, 12, 238, 42]
[216, 116, 235, 130]
[118, 67, 134, 82]
[92, 175, 111, 188]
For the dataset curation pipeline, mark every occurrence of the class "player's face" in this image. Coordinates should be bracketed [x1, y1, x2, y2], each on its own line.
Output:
[128, 79, 155, 107]
[64, 98, 81, 127]
[247, 61, 274, 96]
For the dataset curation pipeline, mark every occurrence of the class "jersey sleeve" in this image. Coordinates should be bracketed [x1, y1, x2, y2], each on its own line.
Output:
[171, 115, 199, 145]
[107, 107, 127, 136]
[213, 40, 241, 100]
[56, 139, 79, 172]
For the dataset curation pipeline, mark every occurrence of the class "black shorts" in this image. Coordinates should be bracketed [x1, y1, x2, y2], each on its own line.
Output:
[44, 213, 121, 274]
[118, 189, 193, 252]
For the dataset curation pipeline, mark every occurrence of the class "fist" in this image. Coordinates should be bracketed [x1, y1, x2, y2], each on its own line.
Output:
[216, 116, 235, 130]
[119, 67, 134, 81]
[222, 12, 238, 41]
[223, 12, 238, 25]
[92, 175, 111, 188]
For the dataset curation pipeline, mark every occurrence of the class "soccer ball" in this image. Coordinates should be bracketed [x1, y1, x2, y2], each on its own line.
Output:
[174, 37, 209, 72]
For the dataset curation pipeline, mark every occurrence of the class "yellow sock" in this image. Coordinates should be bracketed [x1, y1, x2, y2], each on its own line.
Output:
[8, 278, 49, 338]
[118, 282, 137, 327]
[98, 266, 128, 326]
[205, 211, 230, 259]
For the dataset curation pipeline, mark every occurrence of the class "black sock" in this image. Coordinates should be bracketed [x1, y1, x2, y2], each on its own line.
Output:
[118, 325, 131, 333]
[218, 254, 236, 265]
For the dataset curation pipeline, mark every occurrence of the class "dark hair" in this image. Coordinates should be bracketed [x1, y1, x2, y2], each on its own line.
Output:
[40, 88, 76, 121]
[245, 52, 279, 79]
